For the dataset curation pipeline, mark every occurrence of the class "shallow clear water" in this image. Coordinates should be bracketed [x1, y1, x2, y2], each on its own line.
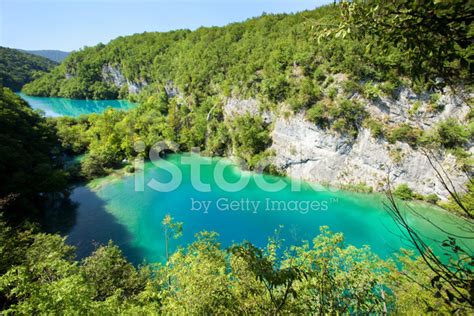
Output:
[17, 93, 136, 117]
[63, 154, 473, 264]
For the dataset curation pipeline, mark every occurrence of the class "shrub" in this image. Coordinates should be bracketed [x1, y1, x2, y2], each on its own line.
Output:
[435, 118, 471, 148]
[363, 81, 382, 101]
[341, 79, 363, 96]
[306, 101, 329, 128]
[313, 65, 327, 82]
[364, 119, 385, 138]
[329, 99, 367, 137]
[424, 194, 440, 204]
[261, 75, 289, 103]
[380, 80, 398, 98]
[327, 86, 338, 100]
[393, 183, 414, 200]
[439, 182, 474, 217]
[387, 124, 423, 146]
[288, 79, 322, 111]
[408, 101, 421, 117]
[228, 114, 271, 167]
[340, 182, 373, 193]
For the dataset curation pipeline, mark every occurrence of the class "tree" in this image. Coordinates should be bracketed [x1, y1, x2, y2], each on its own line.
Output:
[228, 114, 271, 167]
[81, 241, 147, 301]
[0, 88, 68, 220]
[328, 0, 473, 86]
[162, 214, 183, 263]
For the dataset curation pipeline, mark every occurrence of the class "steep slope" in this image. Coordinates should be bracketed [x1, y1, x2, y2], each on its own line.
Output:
[23, 49, 70, 63]
[223, 85, 471, 199]
[0, 87, 67, 219]
[0, 47, 57, 91]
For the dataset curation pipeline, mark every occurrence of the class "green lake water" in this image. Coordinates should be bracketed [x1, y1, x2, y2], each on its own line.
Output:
[17, 93, 136, 117]
[62, 154, 473, 264]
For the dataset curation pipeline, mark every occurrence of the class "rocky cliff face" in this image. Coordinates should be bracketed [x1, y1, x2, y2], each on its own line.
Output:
[223, 87, 471, 200]
[101, 64, 147, 94]
[271, 114, 467, 199]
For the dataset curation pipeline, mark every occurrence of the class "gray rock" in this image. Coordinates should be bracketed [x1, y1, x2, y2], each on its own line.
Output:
[101, 64, 148, 94]
[223, 88, 471, 200]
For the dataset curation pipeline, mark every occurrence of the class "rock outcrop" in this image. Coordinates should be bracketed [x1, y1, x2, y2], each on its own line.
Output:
[223, 89, 471, 200]
[101, 64, 147, 94]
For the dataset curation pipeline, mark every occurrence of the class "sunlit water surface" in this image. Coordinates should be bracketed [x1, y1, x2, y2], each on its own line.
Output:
[58, 154, 472, 264]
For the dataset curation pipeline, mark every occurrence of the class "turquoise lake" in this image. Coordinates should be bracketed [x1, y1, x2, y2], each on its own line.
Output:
[17, 93, 136, 117]
[59, 154, 473, 265]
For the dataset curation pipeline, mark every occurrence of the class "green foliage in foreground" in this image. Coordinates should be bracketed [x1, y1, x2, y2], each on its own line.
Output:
[332, 0, 473, 86]
[0, 47, 56, 91]
[0, 88, 68, 219]
[0, 219, 462, 314]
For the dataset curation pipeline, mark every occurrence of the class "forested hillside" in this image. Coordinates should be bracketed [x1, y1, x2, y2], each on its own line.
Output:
[0, 47, 56, 91]
[0, 88, 68, 220]
[1, 84, 470, 314]
[22, 5, 415, 100]
[22, 3, 471, 102]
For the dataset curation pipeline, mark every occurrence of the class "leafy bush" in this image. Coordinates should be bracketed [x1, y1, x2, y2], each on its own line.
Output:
[341, 79, 362, 96]
[393, 183, 414, 200]
[435, 118, 471, 148]
[363, 81, 382, 101]
[423, 194, 440, 204]
[228, 114, 271, 167]
[427, 93, 444, 112]
[340, 182, 373, 193]
[439, 182, 474, 217]
[306, 100, 330, 128]
[364, 118, 385, 138]
[408, 101, 421, 117]
[379, 80, 398, 98]
[329, 99, 367, 137]
[387, 124, 423, 146]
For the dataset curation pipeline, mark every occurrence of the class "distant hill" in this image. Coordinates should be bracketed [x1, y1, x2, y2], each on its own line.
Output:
[0, 47, 57, 91]
[23, 50, 70, 63]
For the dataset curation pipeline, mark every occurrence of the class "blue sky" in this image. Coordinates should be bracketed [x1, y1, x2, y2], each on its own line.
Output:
[0, 0, 331, 51]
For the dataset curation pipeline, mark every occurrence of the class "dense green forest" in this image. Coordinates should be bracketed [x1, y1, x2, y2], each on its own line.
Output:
[1, 0, 473, 314]
[22, 5, 418, 100]
[22, 3, 471, 101]
[0, 88, 68, 220]
[0, 47, 57, 91]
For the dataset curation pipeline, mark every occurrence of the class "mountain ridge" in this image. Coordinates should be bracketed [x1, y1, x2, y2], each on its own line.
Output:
[22, 49, 70, 63]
